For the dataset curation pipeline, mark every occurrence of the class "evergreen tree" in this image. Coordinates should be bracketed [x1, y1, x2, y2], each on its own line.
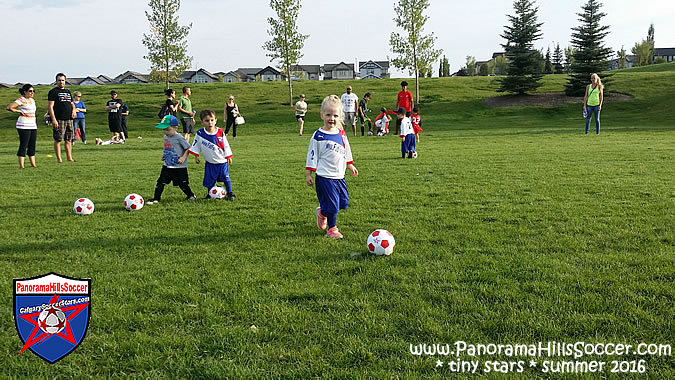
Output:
[647, 23, 654, 64]
[564, 0, 613, 96]
[544, 47, 553, 74]
[442, 56, 450, 77]
[553, 43, 564, 73]
[564, 46, 576, 74]
[439, 57, 444, 77]
[497, 0, 544, 94]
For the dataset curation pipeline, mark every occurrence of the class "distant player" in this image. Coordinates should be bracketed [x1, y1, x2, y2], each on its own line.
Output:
[394, 81, 413, 135]
[147, 115, 197, 204]
[189, 109, 236, 201]
[410, 106, 423, 142]
[358, 92, 372, 136]
[341, 86, 359, 136]
[306, 95, 359, 239]
[374, 107, 391, 136]
[397, 107, 416, 159]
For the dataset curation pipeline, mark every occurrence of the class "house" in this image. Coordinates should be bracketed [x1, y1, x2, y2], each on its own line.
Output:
[492, 52, 506, 59]
[654, 48, 675, 63]
[0, 83, 12, 88]
[235, 68, 263, 82]
[114, 71, 149, 84]
[179, 68, 219, 83]
[221, 70, 244, 83]
[358, 60, 390, 79]
[475, 60, 490, 73]
[79, 76, 106, 86]
[97, 75, 113, 83]
[323, 62, 356, 80]
[290, 64, 323, 80]
[608, 54, 638, 70]
[257, 66, 283, 82]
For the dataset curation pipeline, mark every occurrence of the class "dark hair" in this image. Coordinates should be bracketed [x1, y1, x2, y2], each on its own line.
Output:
[380, 107, 387, 113]
[110, 90, 117, 96]
[400, 81, 408, 87]
[19, 84, 33, 96]
[413, 107, 419, 113]
[55, 73, 66, 80]
[396, 107, 406, 115]
[165, 88, 174, 97]
[182, 86, 190, 94]
[364, 92, 371, 98]
[200, 109, 216, 120]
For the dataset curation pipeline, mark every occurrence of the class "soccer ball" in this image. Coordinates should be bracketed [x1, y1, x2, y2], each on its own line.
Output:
[412, 151, 418, 159]
[124, 193, 144, 211]
[73, 198, 95, 215]
[38, 306, 67, 334]
[367, 229, 395, 256]
[209, 186, 227, 199]
[367, 130, 373, 136]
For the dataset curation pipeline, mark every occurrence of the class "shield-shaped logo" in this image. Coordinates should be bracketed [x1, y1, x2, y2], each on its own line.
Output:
[14, 272, 91, 363]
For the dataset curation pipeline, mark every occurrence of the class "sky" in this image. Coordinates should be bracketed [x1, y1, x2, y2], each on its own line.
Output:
[0, 0, 673, 84]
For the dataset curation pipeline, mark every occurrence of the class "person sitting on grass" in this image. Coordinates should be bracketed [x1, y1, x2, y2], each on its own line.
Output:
[147, 115, 197, 204]
[397, 107, 416, 159]
[188, 109, 236, 201]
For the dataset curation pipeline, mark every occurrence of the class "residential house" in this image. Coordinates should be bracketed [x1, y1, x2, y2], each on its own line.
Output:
[654, 48, 675, 63]
[323, 62, 356, 80]
[608, 54, 638, 70]
[221, 70, 245, 83]
[358, 60, 390, 79]
[236, 68, 263, 82]
[257, 66, 283, 81]
[79, 76, 106, 86]
[179, 68, 219, 83]
[97, 75, 113, 84]
[0, 83, 12, 88]
[114, 71, 149, 84]
[290, 64, 323, 80]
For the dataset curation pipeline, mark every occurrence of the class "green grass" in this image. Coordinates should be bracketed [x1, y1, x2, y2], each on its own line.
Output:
[0, 68, 673, 377]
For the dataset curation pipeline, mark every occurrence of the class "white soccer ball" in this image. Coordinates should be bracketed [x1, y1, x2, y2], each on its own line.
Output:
[38, 306, 67, 334]
[412, 151, 418, 159]
[124, 193, 144, 211]
[367, 229, 396, 256]
[209, 186, 227, 199]
[73, 198, 95, 215]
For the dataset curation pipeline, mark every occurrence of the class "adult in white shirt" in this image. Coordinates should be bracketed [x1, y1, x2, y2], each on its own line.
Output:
[7, 84, 38, 168]
[340, 86, 359, 136]
[295, 94, 308, 136]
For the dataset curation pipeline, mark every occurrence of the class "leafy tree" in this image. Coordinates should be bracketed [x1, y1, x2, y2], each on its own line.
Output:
[544, 47, 553, 74]
[494, 54, 508, 75]
[617, 46, 627, 69]
[142, 0, 193, 89]
[564, 46, 576, 74]
[465, 56, 477, 76]
[263, 0, 309, 106]
[438, 55, 450, 77]
[564, 0, 613, 96]
[631, 40, 653, 66]
[654, 56, 666, 64]
[479, 62, 489, 76]
[553, 43, 564, 73]
[497, 0, 544, 94]
[647, 23, 655, 64]
[389, 0, 442, 103]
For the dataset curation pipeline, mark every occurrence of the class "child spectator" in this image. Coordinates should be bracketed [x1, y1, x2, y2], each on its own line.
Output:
[189, 109, 236, 201]
[120, 103, 130, 139]
[398, 107, 416, 158]
[410, 106, 423, 142]
[305, 95, 359, 239]
[374, 107, 391, 136]
[147, 115, 196, 204]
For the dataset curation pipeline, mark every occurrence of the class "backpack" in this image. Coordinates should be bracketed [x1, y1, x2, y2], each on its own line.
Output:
[158, 103, 170, 119]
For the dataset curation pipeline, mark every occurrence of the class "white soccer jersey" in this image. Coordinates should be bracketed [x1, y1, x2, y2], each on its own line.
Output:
[399, 117, 414, 137]
[188, 127, 233, 163]
[341, 93, 358, 113]
[306, 128, 354, 179]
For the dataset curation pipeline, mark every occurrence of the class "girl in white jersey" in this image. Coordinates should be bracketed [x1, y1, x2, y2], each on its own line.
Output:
[305, 96, 359, 238]
[6, 84, 38, 168]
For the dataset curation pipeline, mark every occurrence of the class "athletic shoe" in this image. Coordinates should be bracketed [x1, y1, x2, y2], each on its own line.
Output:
[225, 192, 236, 201]
[326, 226, 343, 239]
[147, 198, 159, 204]
[186, 195, 197, 201]
[316, 207, 327, 230]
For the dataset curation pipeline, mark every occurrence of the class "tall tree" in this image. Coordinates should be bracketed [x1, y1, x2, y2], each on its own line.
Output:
[389, 0, 442, 103]
[563, 46, 576, 74]
[617, 46, 627, 69]
[564, 0, 613, 96]
[631, 40, 653, 66]
[497, 0, 544, 94]
[142, 0, 193, 89]
[439, 57, 444, 77]
[544, 47, 553, 74]
[465, 56, 477, 76]
[263, 0, 309, 106]
[442, 56, 450, 77]
[494, 54, 508, 75]
[553, 43, 564, 73]
[647, 23, 655, 64]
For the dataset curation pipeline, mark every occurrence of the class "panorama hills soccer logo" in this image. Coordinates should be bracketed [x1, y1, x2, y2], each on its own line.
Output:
[14, 272, 91, 363]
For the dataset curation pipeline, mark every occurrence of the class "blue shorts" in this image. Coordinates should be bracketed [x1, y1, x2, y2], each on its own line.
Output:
[401, 134, 416, 154]
[203, 162, 229, 188]
[315, 175, 349, 214]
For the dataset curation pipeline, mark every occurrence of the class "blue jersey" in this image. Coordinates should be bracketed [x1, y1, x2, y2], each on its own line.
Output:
[306, 128, 354, 179]
[188, 127, 232, 164]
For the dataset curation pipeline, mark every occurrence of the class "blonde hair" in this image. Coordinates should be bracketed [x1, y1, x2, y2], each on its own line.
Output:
[321, 95, 345, 127]
[590, 73, 604, 90]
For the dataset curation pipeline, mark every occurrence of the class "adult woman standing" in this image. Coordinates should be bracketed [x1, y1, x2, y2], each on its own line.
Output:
[583, 73, 604, 135]
[6, 84, 38, 168]
[295, 94, 307, 136]
[72, 91, 87, 144]
[224, 95, 240, 139]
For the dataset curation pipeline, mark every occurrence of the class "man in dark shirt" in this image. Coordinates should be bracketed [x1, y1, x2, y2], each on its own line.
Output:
[47, 73, 77, 163]
[358, 92, 372, 136]
[105, 91, 124, 142]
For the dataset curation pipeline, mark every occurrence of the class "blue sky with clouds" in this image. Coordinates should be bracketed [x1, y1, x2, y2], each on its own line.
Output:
[0, 0, 673, 84]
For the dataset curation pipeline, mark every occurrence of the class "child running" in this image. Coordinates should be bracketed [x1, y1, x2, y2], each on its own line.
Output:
[410, 106, 423, 142]
[147, 115, 197, 204]
[188, 109, 236, 201]
[398, 107, 416, 159]
[305, 95, 358, 239]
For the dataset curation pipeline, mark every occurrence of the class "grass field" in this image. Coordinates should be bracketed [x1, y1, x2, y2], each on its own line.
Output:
[0, 64, 673, 377]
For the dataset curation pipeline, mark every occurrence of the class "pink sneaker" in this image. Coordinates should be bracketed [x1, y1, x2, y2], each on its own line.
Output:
[326, 226, 343, 239]
[316, 207, 327, 230]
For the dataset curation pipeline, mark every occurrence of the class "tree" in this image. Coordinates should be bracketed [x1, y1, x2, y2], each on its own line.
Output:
[553, 43, 564, 73]
[479, 62, 489, 76]
[647, 23, 654, 64]
[142, 0, 193, 89]
[564, 46, 576, 74]
[564, 0, 613, 96]
[497, 0, 544, 94]
[465, 56, 477, 76]
[617, 46, 627, 69]
[263, 0, 308, 106]
[439, 57, 443, 77]
[544, 47, 553, 74]
[389, 0, 442, 103]
[494, 54, 508, 75]
[438, 55, 450, 77]
[631, 40, 653, 66]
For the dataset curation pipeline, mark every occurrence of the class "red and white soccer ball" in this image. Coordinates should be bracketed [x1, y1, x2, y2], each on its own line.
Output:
[367, 229, 395, 256]
[38, 306, 67, 334]
[73, 198, 95, 215]
[209, 186, 227, 199]
[124, 193, 144, 211]
[412, 151, 418, 159]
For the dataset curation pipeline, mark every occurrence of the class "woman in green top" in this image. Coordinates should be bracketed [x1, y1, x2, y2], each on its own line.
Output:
[583, 73, 604, 134]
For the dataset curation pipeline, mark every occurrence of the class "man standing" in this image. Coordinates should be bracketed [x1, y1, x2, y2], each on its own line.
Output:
[358, 92, 372, 136]
[48, 73, 77, 163]
[177, 87, 196, 143]
[341, 86, 359, 136]
[394, 81, 414, 135]
[105, 91, 124, 142]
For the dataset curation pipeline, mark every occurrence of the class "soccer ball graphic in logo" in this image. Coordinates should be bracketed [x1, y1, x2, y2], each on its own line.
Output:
[124, 193, 144, 211]
[209, 186, 227, 199]
[73, 198, 95, 215]
[38, 306, 67, 334]
[367, 229, 395, 256]
[412, 151, 418, 159]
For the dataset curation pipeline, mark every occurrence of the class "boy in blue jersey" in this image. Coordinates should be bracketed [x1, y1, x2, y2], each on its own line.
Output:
[397, 107, 416, 159]
[306, 95, 359, 239]
[188, 109, 236, 200]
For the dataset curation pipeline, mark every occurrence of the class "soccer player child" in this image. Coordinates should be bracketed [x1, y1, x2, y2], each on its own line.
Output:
[189, 109, 236, 201]
[147, 115, 197, 204]
[374, 107, 391, 136]
[305, 95, 359, 239]
[410, 106, 423, 142]
[398, 107, 416, 159]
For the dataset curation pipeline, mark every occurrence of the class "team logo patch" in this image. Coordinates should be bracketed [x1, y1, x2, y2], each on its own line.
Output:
[14, 272, 91, 363]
